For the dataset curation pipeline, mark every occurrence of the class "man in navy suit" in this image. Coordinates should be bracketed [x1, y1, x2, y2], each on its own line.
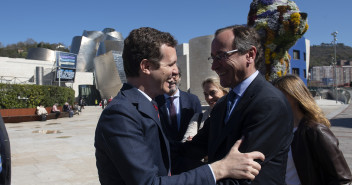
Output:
[155, 68, 202, 142]
[94, 27, 265, 185]
[155, 68, 202, 174]
[180, 25, 293, 185]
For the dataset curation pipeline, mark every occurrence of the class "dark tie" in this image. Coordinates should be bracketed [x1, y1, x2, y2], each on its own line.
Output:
[169, 97, 178, 131]
[226, 90, 236, 122]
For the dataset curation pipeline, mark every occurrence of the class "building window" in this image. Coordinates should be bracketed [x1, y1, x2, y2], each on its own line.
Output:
[292, 68, 300, 75]
[303, 69, 306, 78]
[293, 50, 300, 60]
[304, 52, 306, 61]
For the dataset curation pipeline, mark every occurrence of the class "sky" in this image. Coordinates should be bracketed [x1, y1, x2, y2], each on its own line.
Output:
[1, 0, 351, 48]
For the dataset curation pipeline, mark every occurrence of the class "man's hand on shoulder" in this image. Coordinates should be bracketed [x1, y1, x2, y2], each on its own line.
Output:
[210, 139, 265, 181]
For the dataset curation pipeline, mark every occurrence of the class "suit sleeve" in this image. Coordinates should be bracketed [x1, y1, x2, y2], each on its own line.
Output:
[308, 125, 352, 184]
[96, 106, 215, 185]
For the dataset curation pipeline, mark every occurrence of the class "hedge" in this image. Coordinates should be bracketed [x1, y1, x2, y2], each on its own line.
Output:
[0, 83, 75, 109]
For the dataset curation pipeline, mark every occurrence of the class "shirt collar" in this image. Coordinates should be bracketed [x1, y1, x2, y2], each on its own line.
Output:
[137, 89, 152, 102]
[232, 70, 259, 97]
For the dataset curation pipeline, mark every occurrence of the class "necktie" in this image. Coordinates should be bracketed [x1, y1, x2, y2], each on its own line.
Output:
[169, 96, 178, 131]
[225, 90, 236, 123]
[151, 100, 159, 119]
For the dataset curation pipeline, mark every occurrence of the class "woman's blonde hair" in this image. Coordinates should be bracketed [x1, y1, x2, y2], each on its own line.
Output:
[202, 77, 229, 95]
[272, 75, 330, 127]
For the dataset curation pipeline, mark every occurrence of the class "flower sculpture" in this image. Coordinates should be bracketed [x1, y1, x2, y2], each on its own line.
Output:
[248, 0, 308, 81]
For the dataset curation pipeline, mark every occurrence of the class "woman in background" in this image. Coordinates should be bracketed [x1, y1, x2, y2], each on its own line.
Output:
[272, 75, 351, 185]
[182, 77, 228, 142]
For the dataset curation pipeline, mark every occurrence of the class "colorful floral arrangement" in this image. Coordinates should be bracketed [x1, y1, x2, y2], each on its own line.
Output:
[247, 0, 308, 81]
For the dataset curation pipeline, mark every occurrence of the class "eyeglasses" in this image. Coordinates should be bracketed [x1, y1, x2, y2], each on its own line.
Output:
[208, 49, 238, 64]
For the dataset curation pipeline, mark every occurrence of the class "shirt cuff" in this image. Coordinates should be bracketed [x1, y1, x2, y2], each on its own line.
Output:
[207, 164, 216, 183]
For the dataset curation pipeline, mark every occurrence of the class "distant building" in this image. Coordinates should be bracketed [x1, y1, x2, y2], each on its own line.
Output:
[288, 37, 310, 85]
[311, 65, 352, 87]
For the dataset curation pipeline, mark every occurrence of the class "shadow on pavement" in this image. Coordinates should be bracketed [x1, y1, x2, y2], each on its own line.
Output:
[330, 118, 352, 128]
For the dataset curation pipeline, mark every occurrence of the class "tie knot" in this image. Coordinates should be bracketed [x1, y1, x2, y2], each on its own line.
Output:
[169, 96, 176, 102]
[228, 90, 236, 103]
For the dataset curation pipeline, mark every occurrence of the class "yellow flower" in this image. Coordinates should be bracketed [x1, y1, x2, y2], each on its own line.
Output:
[277, 71, 282, 77]
[290, 12, 301, 26]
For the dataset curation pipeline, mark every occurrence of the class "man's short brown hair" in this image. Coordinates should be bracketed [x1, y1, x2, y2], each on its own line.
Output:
[122, 27, 178, 77]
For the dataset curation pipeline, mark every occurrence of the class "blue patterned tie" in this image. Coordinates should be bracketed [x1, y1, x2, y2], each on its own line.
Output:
[225, 90, 236, 123]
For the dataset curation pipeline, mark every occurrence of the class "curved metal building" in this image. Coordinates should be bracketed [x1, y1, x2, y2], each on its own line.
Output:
[70, 36, 99, 72]
[26, 48, 56, 62]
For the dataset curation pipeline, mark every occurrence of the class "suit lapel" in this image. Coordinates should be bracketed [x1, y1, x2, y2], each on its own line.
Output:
[121, 83, 171, 170]
[209, 75, 262, 159]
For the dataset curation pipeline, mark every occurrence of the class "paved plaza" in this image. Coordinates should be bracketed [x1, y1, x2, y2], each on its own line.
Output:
[5, 100, 352, 185]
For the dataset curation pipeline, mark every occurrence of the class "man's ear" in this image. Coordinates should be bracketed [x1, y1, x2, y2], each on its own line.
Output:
[247, 46, 257, 65]
[140, 59, 151, 75]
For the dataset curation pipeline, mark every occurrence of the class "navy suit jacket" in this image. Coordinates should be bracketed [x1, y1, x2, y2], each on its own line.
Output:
[181, 74, 294, 185]
[95, 83, 215, 185]
[155, 90, 202, 142]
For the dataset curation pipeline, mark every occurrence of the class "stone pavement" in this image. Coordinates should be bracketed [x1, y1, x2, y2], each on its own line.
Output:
[5, 100, 352, 185]
[6, 106, 103, 185]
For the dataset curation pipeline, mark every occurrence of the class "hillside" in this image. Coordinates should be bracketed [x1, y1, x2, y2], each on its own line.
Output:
[310, 43, 352, 67]
[0, 39, 69, 58]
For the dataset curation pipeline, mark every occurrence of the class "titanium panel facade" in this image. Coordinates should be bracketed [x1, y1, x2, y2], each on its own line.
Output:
[94, 51, 126, 99]
[26, 48, 56, 62]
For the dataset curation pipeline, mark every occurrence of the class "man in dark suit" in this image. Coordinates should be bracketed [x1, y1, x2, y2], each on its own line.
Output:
[94, 27, 265, 185]
[180, 25, 293, 184]
[155, 68, 202, 142]
[155, 68, 202, 174]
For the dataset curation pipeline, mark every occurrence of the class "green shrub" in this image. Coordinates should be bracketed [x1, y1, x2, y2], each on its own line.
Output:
[0, 84, 75, 109]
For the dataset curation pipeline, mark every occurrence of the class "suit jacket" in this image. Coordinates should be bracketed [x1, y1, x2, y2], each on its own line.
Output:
[155, 90, 202, 142]
[181, 74, 294, 185]
[95, 83, 215, 185]
[0, 113, 11, 185]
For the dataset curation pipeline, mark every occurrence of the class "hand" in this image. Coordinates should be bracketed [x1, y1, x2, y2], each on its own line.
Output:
[187, 136, 193, 141]
[210, 139, 265, 181]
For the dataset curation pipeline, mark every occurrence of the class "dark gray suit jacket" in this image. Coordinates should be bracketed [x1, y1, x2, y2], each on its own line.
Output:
[182, 74, 294, 185]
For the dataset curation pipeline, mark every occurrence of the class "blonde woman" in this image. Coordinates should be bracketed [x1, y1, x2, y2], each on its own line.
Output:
[182, 77, 228, 142]
[272, 75, 352, 185]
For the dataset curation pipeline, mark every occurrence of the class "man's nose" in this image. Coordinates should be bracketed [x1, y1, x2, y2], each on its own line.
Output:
[211, 60, 219, 71]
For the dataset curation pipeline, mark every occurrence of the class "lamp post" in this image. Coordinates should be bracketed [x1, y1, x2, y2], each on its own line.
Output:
[331, 31, 338, 103]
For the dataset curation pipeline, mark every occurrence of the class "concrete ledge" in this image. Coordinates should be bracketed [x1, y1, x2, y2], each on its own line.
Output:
[0, 107, 69, 123]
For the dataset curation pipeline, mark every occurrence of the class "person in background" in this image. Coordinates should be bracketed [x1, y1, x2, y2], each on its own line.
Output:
[155, 67, 202, 143]
[36, 103, 48, 121]
[63, 102, 74, 118]
[155, 67, 202, 174]
[73, 102, 80, 115]
[51, 103, 60, 119]
[182, 77, 228, 142]
[107, 96, 113, 105]
[79, 98, 85, 110]
[272, 74, 352, 185]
